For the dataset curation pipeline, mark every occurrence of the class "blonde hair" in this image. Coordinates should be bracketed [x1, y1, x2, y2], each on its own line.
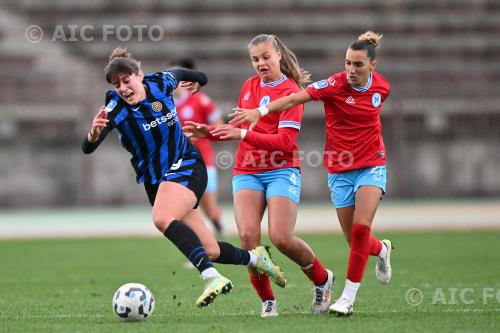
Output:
[350, 31, 383, 60]
[248, 34, 311, 87]
[105, 47, 141, 84]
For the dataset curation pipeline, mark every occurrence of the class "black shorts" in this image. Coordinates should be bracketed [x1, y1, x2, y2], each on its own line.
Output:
[144, 150, 208, 209]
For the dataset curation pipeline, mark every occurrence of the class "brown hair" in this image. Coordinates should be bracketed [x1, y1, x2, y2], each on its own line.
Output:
[248, 34, 311, 87]
[349, 31, 383, 60]
[104, 47, 141, 84]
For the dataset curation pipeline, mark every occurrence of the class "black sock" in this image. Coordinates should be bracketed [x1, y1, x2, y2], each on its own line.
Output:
[213, 241, 251, 265]
[163, 220, 214, 273]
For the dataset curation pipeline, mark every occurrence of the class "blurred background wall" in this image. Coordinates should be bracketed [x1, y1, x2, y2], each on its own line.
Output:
[0, 0, 499, 207]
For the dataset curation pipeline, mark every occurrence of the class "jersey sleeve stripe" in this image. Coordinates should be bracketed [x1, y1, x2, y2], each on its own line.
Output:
[278, 121, 301, 130]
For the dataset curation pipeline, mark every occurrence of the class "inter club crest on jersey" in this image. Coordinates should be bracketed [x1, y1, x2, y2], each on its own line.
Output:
[152, 101, 163, 112]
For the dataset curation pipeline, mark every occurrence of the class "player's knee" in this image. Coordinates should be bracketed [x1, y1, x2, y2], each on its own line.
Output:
[269, 233, 291, 252]
[238, 230, 259, 249]
[152, 215, 174, 233]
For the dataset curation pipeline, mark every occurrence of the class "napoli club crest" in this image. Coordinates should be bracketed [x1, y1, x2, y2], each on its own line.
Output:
[372, 93, 382, 108]
[260, 95, 270, 106]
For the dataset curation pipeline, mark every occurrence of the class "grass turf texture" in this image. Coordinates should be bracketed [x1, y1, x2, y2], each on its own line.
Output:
[0, 231, 498, 333]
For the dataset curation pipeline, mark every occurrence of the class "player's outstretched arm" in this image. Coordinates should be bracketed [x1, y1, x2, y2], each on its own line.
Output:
[229, 89, 312, 126]
[182, 121, 210, 139]
[82, 107, 111, 154]
[171, 68, 207, 94]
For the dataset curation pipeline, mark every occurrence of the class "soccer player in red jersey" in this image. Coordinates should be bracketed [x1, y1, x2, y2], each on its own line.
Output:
[230, 31, 393, 316]
[183, 34, 334, 317]
[172, 58, 225, 237]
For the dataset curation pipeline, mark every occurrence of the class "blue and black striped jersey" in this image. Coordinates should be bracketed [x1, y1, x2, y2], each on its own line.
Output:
[99, 71, 195, 184]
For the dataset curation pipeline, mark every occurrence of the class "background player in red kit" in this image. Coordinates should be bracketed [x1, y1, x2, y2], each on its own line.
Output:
[184, 34, 334, 317]
[172, 58, 225, 237]
[230, 31, 393, 316]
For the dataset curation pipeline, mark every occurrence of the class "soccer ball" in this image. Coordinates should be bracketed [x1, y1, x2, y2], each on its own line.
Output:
[112, 283, 155, 322]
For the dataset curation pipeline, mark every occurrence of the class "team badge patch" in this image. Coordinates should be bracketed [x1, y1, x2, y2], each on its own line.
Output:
[152, 101, 163, 112]
[327, 78, 336, 86]
[105, 99, 117, 112]
[260, 95, 270, 106]
[372, 93, 382, 108]
[312, 80, 328, 89]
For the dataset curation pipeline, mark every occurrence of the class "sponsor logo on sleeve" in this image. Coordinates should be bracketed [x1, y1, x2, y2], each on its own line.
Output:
[327, 78, 336, 86]
[105, 99, 117, 112]
[312, 80, 328, 90]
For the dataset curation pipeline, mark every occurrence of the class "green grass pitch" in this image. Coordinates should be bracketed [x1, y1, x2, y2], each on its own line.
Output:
[1, 231, 499, 332]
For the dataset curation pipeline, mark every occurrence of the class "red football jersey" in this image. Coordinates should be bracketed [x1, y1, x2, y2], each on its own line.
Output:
[235, 75, 303, 175]
[305, 71, 390, 173]
[176, 92, 221, 167]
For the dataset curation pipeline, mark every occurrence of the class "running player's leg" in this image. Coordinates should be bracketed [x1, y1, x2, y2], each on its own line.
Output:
[330, 185, 381, 315]
[336, 206, 383, 256]
[183, 207, 265, 269]
[152, 181, 231, 307]
[234, 188, 277, 316]
[265, 168, 333, 315]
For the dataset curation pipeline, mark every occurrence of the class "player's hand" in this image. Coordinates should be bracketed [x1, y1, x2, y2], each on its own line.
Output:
[88, 107, 109, 142]
[180, 81, 201, 94]
[228, 107, 261, 127]
[210, 124, 242, 140]
[182, 121, 210, 138]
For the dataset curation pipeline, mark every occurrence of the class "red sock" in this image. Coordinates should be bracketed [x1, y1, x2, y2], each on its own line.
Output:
[302, 257, 328, 286]
[249, 272, 275, 301]
[347, 224, 371, 283]
[369, 235, 382, 256]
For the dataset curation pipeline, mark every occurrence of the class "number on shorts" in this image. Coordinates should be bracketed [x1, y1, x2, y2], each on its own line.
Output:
[289, 172, 297, 185]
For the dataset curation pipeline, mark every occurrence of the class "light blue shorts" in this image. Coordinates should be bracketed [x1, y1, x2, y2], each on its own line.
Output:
[327, 165, 387, 208]
[232, 168, 301, 204]
[205, 167, 218, 193]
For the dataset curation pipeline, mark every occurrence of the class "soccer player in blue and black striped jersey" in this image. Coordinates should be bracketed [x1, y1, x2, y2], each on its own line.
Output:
[82, 48, 286, 308]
